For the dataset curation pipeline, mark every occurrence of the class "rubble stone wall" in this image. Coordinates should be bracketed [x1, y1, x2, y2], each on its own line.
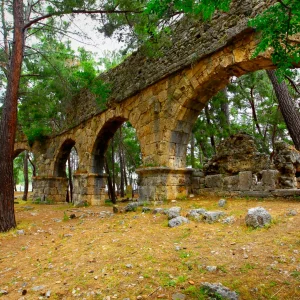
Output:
[192, 135, 300, 198]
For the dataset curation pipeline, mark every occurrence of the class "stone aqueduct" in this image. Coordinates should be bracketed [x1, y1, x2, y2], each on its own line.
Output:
[14, 1, 279, 204]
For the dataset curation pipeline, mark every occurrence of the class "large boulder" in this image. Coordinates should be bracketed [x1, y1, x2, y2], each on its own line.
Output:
[201, 282, 239, 300]
[168, 216, 190, 228]
[245, 207, 271, 228]
[204, 133, 270, 176]
[166, 207, 182, 220]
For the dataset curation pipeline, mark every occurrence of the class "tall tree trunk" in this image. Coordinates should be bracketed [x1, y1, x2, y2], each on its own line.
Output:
[104, 158, 116, 204]
[22, 151, 28, 201]
[67, 157, 73, 203]
[28, 155, 36, 191]
[119, 148, 124, 197]
[0, 0, 24, 232]
[204, 105, 216, 153]
[249, 86, 263, 136]
[28, 155, 36, 177]
[267, 70, 300, 150]
[111, 137, 116, 196]
[122, 146, 128, 188]
[190, 133, 195, 168]
[119, 129, 125, 198]
[220, 88, 230, 134]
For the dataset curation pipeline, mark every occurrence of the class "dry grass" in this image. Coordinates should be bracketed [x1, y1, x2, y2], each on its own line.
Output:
[0, 194, 300, 299]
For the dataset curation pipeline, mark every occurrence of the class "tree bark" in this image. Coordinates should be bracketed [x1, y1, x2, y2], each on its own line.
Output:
[22, 151, 28, 201]
[0, 0, 24, 232]
[67, 157, 73, 203]
[119, 129, 125, 198]
[267, 70, 300, 150]
[190, 133, 195, 168]
[104, 158, 116, 204]
[204, 105, 216, 153]
[220, 88, 230, 134]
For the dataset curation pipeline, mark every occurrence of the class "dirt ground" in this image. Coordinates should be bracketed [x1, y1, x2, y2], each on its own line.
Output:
[0, 193, 300, 299]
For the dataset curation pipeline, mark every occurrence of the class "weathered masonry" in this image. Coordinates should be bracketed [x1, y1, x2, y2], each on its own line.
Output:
[14, 0, 299, 204]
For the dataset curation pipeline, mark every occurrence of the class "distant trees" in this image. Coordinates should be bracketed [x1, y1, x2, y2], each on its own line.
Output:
[188, 70, 300, 167]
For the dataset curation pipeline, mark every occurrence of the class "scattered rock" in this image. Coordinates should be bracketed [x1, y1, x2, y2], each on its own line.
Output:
[189, 194, 195, 198]
[16, 230, 25, 235]
[113, 205, 119, 213]
[142, 207, 151, 213]
[124, 202, 139, 212]
[186, 208, 206, 218]
[221, 216, 235, 224]
[245, 207, 271, 228]
[0, 290, 8, 295]
[206, 266, 217, 272]
[166, 207, 182, 220]
[218, 199, 227, 207]
[172, 293, 186, 300]
[203, 211, 225, 223]
[23, 206, 34, 211]
[175, 246, 181, 251]
[31, 285, 45, 292]
[286, 209, 297, 216]
[169, 216, 190, 228]
[45, 290, 51, 298]
[201, 282, 239, 300]
[63, 234, 73, 238]
[74, 201, 88, 208]
[171, 200, 177, 203]
[152, 208, 165, 214]
[126, 264, 133, 268]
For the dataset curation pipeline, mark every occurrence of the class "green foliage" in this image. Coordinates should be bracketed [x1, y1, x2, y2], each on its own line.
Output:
[191, 69, 293, 165]
[18, 38, 107, 142]
[63, 211, 69, 221]
[249, 0, 300, 78]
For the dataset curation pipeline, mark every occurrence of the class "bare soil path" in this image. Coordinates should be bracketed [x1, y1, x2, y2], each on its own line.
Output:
[1, 195, 300, 299]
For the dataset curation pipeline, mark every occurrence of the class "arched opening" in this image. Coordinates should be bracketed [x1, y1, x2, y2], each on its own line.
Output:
[54, 139, 79, 202]
[54, 139, 76, 177]
[13, 149, 35, 201]
[188, 70, 291, 168]
[92, 117, 141, 203]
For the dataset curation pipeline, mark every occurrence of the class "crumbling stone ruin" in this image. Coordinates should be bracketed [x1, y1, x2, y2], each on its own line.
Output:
[192, 134, 300, 197]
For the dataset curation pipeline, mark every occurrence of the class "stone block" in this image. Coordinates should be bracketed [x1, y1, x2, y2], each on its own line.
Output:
[240, 191, 271, 198]
[223, 175, 239, 191]
[262, 170, 279, 190]
[205, 174, 223, 189]
[238, 171, 252, 191]
[271, 189, 300, 197]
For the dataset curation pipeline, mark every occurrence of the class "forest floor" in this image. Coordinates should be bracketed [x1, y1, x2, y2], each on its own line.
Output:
[0, 193, 300, 300]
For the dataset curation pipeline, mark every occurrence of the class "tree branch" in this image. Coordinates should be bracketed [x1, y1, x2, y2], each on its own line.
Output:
[285, 75, 300, 95]
[24, 9, 143, 31]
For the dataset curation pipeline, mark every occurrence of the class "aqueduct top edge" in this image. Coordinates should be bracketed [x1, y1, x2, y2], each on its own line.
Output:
[67, 0, 272, 129]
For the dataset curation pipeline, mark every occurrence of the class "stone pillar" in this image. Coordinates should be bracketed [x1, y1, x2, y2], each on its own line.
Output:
[32, 176, 68, 203]
[136, 167, 193, 201]
[73, 173, 107, 205]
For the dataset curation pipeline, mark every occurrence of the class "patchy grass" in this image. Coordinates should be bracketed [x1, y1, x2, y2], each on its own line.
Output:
[0, 195, 300, 299]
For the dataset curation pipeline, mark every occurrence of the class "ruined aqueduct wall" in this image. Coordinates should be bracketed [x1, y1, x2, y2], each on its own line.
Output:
[66, 0, 273, 128]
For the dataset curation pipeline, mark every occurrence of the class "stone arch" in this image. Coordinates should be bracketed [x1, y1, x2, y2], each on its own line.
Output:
[14, 141, 31, 159]
[91, 116, 129, 174]
[54, 138, 76, 177]
[166, 34, 275, 168]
